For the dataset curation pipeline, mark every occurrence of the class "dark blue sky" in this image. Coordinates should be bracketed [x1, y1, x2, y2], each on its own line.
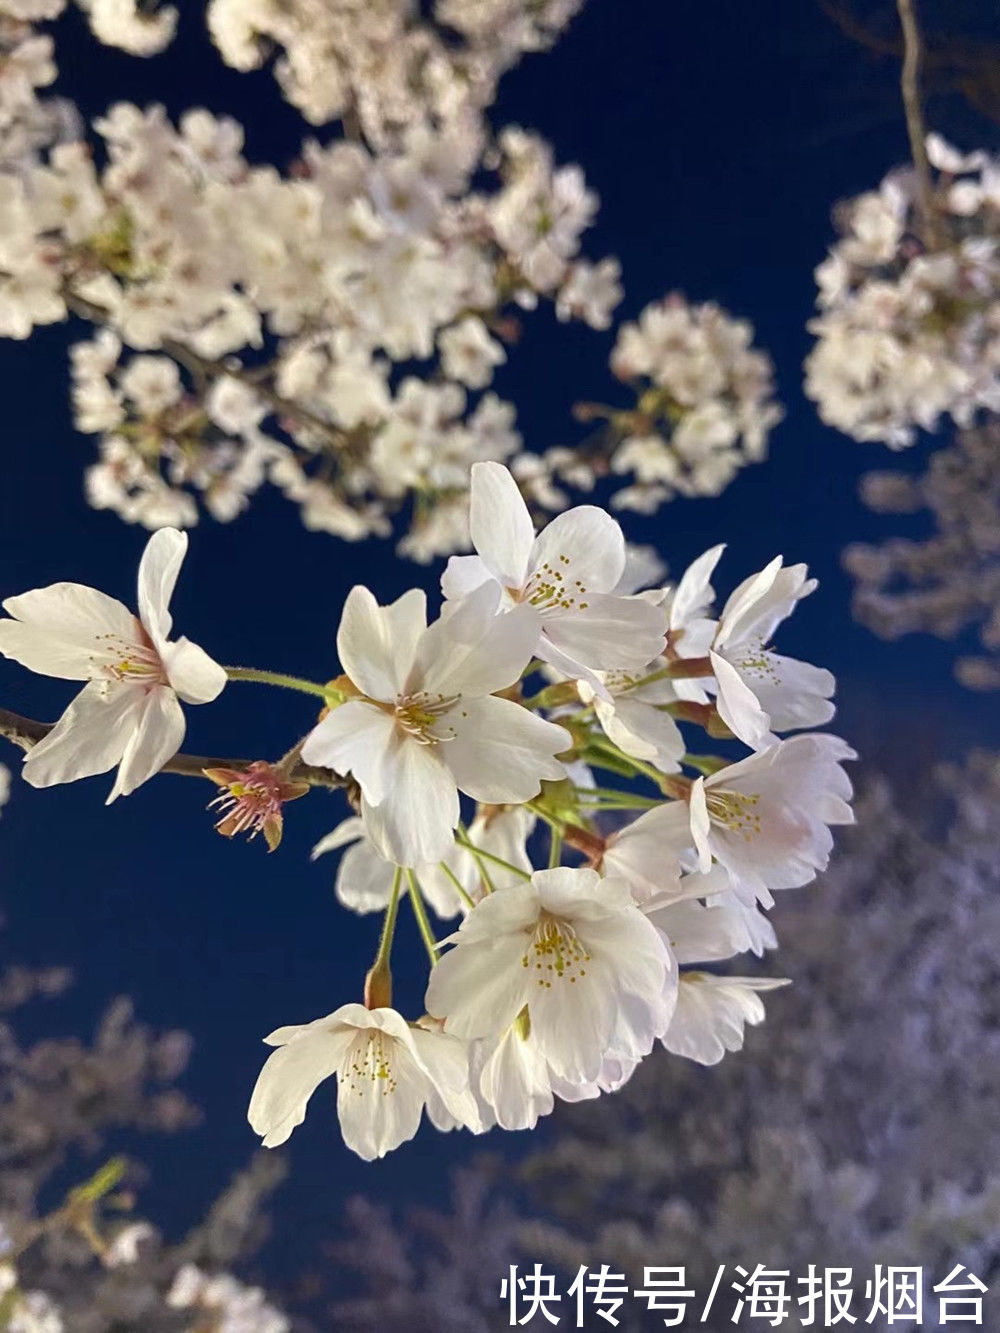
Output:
[1, 0, 998, 1287]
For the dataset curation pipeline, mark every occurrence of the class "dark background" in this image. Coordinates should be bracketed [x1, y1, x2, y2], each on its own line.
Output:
[1, 0, 998, 1290]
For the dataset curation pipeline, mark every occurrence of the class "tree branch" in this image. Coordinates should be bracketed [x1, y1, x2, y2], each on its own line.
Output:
[0, 707, 347, 790]
[896, 0, 942, 247]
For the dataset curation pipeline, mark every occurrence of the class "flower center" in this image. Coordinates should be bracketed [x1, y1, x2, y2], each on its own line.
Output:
[735, 638, 780, 684]
[517, 557, 591, 614]
[393, 691, 459, 744]
[705, 788, 763, 841]
[522, 912, 592, 987]
[341, 1032, 397, 1097]
[93, 629, 166, 687]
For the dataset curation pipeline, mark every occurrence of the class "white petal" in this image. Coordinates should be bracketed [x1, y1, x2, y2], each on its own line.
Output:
[543, 594, 666, 672]
[249, 1024, 354, 1147]
[21, 681, 141, 789]
[469, 461, 534, 588]
[160, 637, 226, 704]
[669, 544, 724, 629]
[137, 528, 187, 649]
[0, 583, 137, 680]
[335, 839, 398, 913]
[443, 695, 569, 803]
[440, 554, 493, 602]
[361, 739, 459, 866]
[530, 505, 626, 594]
[335, 1031, 428, 1160]
[711, 649, 775, 751]
[689, 777, 713, 874]
[478, 1027, 554, 1131]
[426, 932, 532, 1040]
[337, 585, 426, 702]
[661, 973, 789, 1065]
[312, 816, 365, 860]
[412, 584, 540, 698]
[409, 1026, 483, 1134]
[596, 695, 683, 772]
[301, 700, 397, 802]
[107, 685, 185, 801]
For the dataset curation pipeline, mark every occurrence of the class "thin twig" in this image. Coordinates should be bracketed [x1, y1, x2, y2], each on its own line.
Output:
[0, 706, 347, 790]
[896, 0, 942, 247]
[62, 290, 351, 452]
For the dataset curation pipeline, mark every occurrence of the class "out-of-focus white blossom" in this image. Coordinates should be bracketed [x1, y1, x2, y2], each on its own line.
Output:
[167, 1262, 290, 1332]
[806, 135, 1000, 447]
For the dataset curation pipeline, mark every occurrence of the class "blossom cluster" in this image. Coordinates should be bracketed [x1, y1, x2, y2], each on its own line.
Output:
[844, 419, 1000, 691]
[0, 461, 851, 1161]
[600, 295, 783, 511]
[206, 0, 584, 143]
[805, 134, 1000, 448]
[0, 1, 783, 559]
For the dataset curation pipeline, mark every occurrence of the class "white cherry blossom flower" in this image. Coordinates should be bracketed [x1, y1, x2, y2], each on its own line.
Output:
[248, 1003, 477, 1161]
[0, 529, 225, 800]
[688, 734, 856, 906]
[709, 556, 835, 750]
[425, 866, 677, 1083]
[300, 581, 569, 865]
[441, 461, 667, 689]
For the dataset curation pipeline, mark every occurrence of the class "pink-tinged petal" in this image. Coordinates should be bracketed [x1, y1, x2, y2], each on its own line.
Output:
[413, 585, 540, 698]
[469, 461, 534, 589]
[443, 695, 569, 803]
[160, 637, 226, 704]
[0, 583, 137, 680]
[543, 594, 666, 672]
[301, 700, 397, 802]
[137, 528, 187, 649]
[21, 681, 141, 789]
[530, 505, 626, 595]
[710, 650, 775, 751]
[107, 684, 185, 801]
[361, 740, 459, 866]
[337, 585, 426, 702]
[249, 1025, 355, 1147]
[440, 554, 494, 603]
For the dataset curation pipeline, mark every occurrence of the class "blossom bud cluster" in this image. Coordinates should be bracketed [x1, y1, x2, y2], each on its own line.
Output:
[805, 134, 1000, 448]
[0, 463, 853, 1163]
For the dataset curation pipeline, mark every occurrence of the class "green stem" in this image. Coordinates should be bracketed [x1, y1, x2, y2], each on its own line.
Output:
[405, 870, 440, 965]
[455, 829, 530, 884]
[438, 861, 476, 910]
[548, 826, 563, 868]
[223, 666, 334, 701]
[373, 867, 403, 970]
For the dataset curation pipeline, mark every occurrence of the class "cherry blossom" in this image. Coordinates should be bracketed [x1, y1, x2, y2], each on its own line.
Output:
[0, 528, 225, 799]
[425, 867, 678, 1083]
[441, 461, 667, 688]
[300, 580, 569, 864]
[248, 1003, 478, 1160]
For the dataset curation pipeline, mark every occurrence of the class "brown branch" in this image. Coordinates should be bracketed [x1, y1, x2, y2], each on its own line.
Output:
[0, 706, 347, 790]
[62, 290, 351, 453]
[896, 0, 942, 248]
